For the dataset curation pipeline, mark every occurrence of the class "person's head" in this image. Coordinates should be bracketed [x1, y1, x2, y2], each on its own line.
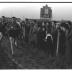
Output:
[12, 17, 17, 23]
[61, 22, 69, 31]
[67, 21, 72, 27]
[51, 21, 55, 27]
[46, 22, 49, 26]
[2, 16, 6, 22]
[42, 22, 45, 26]
[2, 16, 5, 19]
[56, 23, 60, 29]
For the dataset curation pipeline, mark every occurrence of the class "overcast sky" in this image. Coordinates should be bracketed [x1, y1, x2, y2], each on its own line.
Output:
[0, 3, 72, 20]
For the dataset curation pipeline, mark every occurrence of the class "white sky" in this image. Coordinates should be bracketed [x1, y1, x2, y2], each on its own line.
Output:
[0, 1, 72, 20]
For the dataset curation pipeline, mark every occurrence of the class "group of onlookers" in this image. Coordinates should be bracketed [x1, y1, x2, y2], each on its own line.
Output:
[0, 16, 72, 64]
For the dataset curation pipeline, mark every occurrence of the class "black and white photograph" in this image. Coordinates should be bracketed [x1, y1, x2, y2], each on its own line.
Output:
[0, 1, 72, 69]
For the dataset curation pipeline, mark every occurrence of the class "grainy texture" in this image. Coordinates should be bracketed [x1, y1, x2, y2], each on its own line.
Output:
[1, 38, 72, 69]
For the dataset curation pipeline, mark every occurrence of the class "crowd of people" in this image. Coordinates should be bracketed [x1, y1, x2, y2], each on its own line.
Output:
[0, 16, 72, 64]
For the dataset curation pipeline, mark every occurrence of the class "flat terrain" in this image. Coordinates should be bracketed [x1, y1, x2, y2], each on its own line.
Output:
[0, 38, 72, 69]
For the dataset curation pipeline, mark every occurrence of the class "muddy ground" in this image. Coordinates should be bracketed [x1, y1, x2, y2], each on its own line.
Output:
[0, 37, 72, 69]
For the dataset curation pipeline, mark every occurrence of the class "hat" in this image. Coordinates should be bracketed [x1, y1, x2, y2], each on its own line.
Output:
[60, 22, 69, 30]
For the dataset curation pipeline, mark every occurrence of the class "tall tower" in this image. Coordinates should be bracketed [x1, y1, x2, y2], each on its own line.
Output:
[40, 4, 52, 20]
